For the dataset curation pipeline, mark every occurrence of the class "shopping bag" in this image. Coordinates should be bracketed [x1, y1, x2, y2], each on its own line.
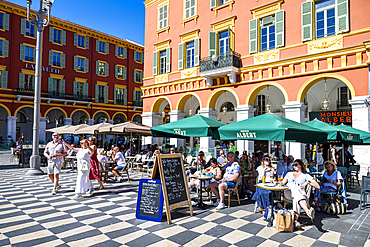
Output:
[324, 199, 348, 214]
[80, 160, 89, 172]
[275, 212, 293, 232]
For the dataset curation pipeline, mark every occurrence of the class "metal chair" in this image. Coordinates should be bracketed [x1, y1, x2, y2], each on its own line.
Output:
[99, 162, 109, 183]
[348, 165, 360, 187]
[337, 166, 348, 183]
[360, 176, 370, 210]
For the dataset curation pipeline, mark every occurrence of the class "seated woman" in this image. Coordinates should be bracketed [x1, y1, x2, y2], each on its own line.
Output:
[252, 156, 275, 212]
[280, 159, 320, 228]
[313, 160, 343, 207]
[186, 151, 206, 178]
[241, 154, 256, 196]
[189, 158, 222, 189]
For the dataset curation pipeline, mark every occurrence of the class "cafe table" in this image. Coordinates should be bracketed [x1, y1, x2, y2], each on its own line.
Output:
[189, 174, 213, 209]
[257, 182, 288, 191]
[64, 156, 77, 173]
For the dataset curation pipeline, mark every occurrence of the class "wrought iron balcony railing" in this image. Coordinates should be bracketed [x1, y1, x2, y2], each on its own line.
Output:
[199, 51, 241, 73]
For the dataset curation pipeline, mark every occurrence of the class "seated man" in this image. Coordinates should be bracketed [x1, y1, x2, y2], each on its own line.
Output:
[217, 150, 226, 165]
[210, 152, 241, 210]
[110, 147, 127, 183]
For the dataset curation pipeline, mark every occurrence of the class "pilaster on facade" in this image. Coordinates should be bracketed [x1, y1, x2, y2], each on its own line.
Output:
[6, 116, 17, 141]
[169, 110, 185, 148]
[236, 105, 256, 153]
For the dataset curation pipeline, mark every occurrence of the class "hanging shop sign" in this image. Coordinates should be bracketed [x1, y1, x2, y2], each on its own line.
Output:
[309, 110, 352, 124]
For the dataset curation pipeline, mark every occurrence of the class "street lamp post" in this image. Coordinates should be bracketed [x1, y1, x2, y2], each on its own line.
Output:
[26, 0, 54, 176]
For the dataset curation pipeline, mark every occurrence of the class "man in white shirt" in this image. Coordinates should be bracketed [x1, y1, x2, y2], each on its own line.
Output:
[111, 147, 127, 183]
[330, 145, 337, 164]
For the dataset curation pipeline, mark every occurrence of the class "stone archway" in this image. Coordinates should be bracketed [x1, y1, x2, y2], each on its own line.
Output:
[93, 111, 109, 124]
[113, 113, 127, 124]
[16, 106, 34, 142]
[71, 110, 90, 125]
[0, 105, 9, 141]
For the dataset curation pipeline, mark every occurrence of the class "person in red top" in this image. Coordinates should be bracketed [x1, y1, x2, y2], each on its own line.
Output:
[88, 136, 104, 191]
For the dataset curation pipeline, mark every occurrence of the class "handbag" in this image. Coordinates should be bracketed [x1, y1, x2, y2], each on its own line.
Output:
[275, 211, 293, 232]
[324, 199, 348, 214]
[80, 160, 89, 172]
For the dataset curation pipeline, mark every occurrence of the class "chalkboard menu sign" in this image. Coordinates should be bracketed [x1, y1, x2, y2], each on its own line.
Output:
[152, 154, 193, 224]
[161, 157, 188, 205]
[136, 179, 164, 222]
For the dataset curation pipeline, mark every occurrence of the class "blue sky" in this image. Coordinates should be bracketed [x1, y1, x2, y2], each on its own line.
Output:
[10, 0, 145, 45]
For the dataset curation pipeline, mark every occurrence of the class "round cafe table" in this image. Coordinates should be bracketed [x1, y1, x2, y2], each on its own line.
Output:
[256, 183, 289, 191]
[190, 174, 213, 209]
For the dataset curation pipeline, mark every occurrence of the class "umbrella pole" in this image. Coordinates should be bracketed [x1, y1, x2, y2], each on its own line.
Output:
[268, 141, 271, 156]
[342, 143, 345, 167]
[316, 142, 318, 172]
[130, 132, 132, 153]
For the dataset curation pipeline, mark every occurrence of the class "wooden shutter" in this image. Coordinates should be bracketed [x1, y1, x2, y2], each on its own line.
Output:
[134, 70, 137, 82]
[178, 43, 184, 70]
[210, 0, 216, 9]
[19, 73, 25, 89]
[95, 61, 99, 75]
[275, 10, 285, 48]
[124, 67, 127, 80]
[141, 52, 144, 63]
[83, 82, 88, 101]
[124, 48, 127, 58]
[133, 90, 137, 102]
[153, 51, 158, 76]
[48, 77, 53, 94]
[134, 51, 137, 61]
[95, 84, 99, 102]
[2, 71, 8, 89]
[105, 63, 109, 76]
[49, 26, 54, 42]
[85, 58, 89, 73]
[302, 1, 313, 42]
[115, 65, 118, 78]
[166, 47, 171, 73]
[124, 89, 127, 105]
[21, 18, 26, 35]
[74, 56, 78, 70]
[194, 38, 199, 66]
[74, 33, 78, 46]
[4, 13, 9, 31]
[86, 37, 89, 49]
[3, 40, 8, 57]
[105, 42, 109, 54]
[73, 81, 77, 98]
[62, 31, 66, 45]
[61, 53, 65, 68]
[60, 79, 65, 98]
[49, 50, 53, 66]
[96, 40, 99, 52]
[114, 87, 117, 104]
[104, 86, 109, 104]
[337, 0, 349, 33]
[249, 19, 258, 54]
[209, 31, 217, 57]
[115, 45, 118, 56]
[20, 44, 25, 60]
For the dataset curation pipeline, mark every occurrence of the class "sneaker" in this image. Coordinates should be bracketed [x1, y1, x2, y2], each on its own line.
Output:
[51, 189, 57, 195]
[213, 199, 220, 207]
[56, 185, 62, 192]
[116, 177, 123, 183]
[294, 221, 302, 229]
[84, 189, 94, 197]
[216, 202, 225, 210]
[307, 207, 315, 220]
[72, 194, 82, 199]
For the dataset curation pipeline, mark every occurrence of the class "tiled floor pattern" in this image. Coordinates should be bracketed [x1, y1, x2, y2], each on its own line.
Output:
[0, 163, 370, 247]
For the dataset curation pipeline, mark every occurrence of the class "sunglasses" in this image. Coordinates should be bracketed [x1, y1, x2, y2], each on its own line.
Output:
[264, 158, 270, 161]
[293, 163, 300, 166]
[52, 135, 58, 137]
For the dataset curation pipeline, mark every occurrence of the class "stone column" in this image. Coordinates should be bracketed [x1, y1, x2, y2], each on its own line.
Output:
[86, 119, 94, 125]
[39, 117, 47, 142]
[198, 108, 217, 153]
[6, 116, 16, 142]
[169, 110, 185, 148]
[349, 95, 370, 177]
[142, 112, 161, 147]
[283, 101, 307, 159]
[235, 105, 256, 153]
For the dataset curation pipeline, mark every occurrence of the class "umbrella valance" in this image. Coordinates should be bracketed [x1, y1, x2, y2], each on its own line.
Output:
[44, 125, 72, 133]
[303, 119, 361, 144]
[74, 123, 113, 134]
[45, 124, 90, 134]
[219, 113, 328, 143]
[151, 115, 225, 139]
[99, 121, 152, 136]
[333, 124, 370, 144]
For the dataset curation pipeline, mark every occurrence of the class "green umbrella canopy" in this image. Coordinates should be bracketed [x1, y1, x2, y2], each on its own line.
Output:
[219, 113, 328, 143]
[303, 119, 361, 144]
[151, 115, 225, 139]
[335, 124, 370, 144]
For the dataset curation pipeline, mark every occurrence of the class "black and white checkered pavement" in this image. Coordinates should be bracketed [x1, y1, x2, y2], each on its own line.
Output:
[0, 162, 370, 246]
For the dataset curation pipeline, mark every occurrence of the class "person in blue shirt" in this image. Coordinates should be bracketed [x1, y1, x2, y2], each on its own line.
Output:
[210, 151, 241, 210]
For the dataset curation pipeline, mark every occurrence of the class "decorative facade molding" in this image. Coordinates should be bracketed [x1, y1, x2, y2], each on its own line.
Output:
[307, 36, 343, 54]
[254, 50, 280, 64]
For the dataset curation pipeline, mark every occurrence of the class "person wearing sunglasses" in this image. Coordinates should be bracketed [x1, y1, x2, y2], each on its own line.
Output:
[252, 155, 274, 212]
[280, 159, 320, 228]
[44, 132, 67, 195]
[63, 139, 95, 199]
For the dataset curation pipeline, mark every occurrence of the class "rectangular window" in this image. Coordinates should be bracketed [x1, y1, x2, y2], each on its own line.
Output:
[78, 35, 85, 47]
[117, 46, 124, 57]
[159, 50, 167, 75]
[49, 78, 60, 98]
[75, 81, 84, 100]
[97, 84, 105, 103]
[184, 0, 196, 19]
[133, 90, 143, 106]
[135, 52, 142, 62]
[218, 30, 229, 55]
[260, 15, 275, 52]
[114, 87, 125, 105]
[53, 52, 61, 67]
[98, 62, 105, 75]
[256, 95, 266, 116]
[315, 0, 336, 39]
[24, 74, 34, 91]
[116, 65, 125, 79]
[0, 70, 8, 89]
[0, 40, 2, 56]
[77, 57, 84, 71]
[134, 70, 143, 83]
[26, 21, 34, 37]
[49, 51, 65, 68]
[186, 41, 195, 68]
[74, 33, 89, 49]
[53, 29, 61, 44]
[0, 13, 3, 29]
[158, 5, 168, 30]
[99, 42, 105, 53]
[25, 45, 35, 62]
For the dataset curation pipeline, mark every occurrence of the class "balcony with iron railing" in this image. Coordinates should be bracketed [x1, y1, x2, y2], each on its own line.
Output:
[16, 89, 92, 105]
[199, 51, 241, 86]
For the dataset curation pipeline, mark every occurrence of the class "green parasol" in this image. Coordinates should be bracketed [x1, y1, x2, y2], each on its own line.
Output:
[335, 124, 370, 144]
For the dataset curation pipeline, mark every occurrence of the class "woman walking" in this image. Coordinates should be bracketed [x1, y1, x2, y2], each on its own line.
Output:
[88, 136, 104, 190]
[63, 139, 94, 199]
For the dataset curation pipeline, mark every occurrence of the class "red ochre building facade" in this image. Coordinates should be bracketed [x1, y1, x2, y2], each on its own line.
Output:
[0, 0, 144, 142]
